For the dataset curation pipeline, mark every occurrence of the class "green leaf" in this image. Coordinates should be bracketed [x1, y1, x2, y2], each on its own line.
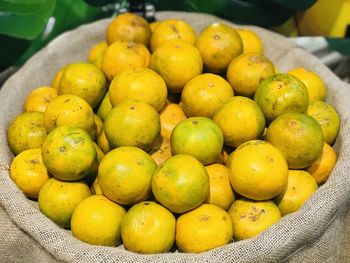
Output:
[327, 38, 350, 56]
[0, 0, 56, 40]
[271, 0, 316, 10]
[0, 34, 30, 70]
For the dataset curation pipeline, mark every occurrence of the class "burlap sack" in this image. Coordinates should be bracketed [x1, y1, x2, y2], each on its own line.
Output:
[1, 11, 350, 263]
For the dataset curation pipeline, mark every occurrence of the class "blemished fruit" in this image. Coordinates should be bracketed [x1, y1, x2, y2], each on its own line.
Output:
[121, 201, 176, 254]
[236, 28, 264, 54]
[176, 204, 233, 253]
[274, 170, 318, 215]
[228, 198, 282, 241]
[71, 195, 126, 246]
[266, 112, 324, 169]
[23, 86, 57, 113]
[228, 140, 288, 200]
[152, 154, 209, 214]
[170, 117, 224, 165]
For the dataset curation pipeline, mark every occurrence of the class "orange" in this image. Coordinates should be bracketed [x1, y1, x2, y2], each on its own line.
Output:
[108, 68, 167, 112]
[97, 129, 109, 154]
[151, 137, 172, 165]
[149, 21, 161, 32]
[23, 86, 57, 113]
[213, 96, 266, 148]
[236, 28, 263, 54]
[266, 112, 324, 169]
[87, 41, 107, 69]
[150, 19, 196, 52]
[102, 41, 151, 81]
[170, 117, 223, 165]
[195, 23, 243, 73]
[181, 73, 234, 118]
[96, 91, 113, 121]
[106, 13, 151, 46]
[103, 100, 160, 151]
[159, 103, 187, 138]
[226, 53, 275, 97]
[228, 140, 288, 200]
[176, 204, 233, 253]
[52, 64, 70, 91]
[151, 40, 203, 93]
[152, 154, 209, 213]
[121, 201, 175, 254]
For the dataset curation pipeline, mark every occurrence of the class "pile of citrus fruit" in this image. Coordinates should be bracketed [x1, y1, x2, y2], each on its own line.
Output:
[6, 13, 340, 253]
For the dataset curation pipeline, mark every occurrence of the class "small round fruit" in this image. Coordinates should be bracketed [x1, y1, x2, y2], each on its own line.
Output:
[44, 94, 94, 134]
[150, 19, 196, 52]
[307, 100, 340, 145]
[213, 96, 266, 148]
[227, 53, 275, 97]
[195, 23, 243, 73]
[103, 100, 160, 151]
[102, 41, 151, 81]
[204, 164, 235, 211]
[71, 195, 126, 246]
[228, 140, 288, 200]
[87, 41, 108, 68]
[58, 63, 107, 109]
[274, 170, 318, 216]
[109, 68, 167, 112]
[288, 67, 326, 101]
[52, 64, 70, 91]
[151, 40, 203, 93]
[152, 154, 209, 214]
[10, 148, 49, 198]
[42, 125, 97, 181]
[89, 114, 103, 142]
[159, 103, 187, 138]
[170, 117, 223, 165]
[97, 129, 109, 154]
[236, 28, 263, 54]
[106, 13, 151, 46]
[38, 178, 91, 228]
[307, 143, 337, 185]
[96, 91, 113, 121]
[254, 73, 309, 122]
[23, 86, 57, 113]
[98, 146, 157, 205]
[176, 204, 233, 253]
[7, 112, 47, 155]
[151, 137, 172, 165]
[181, 73, 234, 118]
[121, 201, 175, 254]
[266, 113, 324, 169]
[228, 198, 281, 241]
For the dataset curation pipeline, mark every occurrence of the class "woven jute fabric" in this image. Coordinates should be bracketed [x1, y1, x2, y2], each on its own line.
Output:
[0, 11, 350, 263]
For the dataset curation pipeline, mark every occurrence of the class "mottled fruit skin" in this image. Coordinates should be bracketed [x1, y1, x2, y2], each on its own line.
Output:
[254, 73, 309, 122]
[170, 117, 224, 165]
[41, 125, 97, 181]
[152, 154, 209, 214]
[23, 86, 57, 113]
[266, 113, 324, 169]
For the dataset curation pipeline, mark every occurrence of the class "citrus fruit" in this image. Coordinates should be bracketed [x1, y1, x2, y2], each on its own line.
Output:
[226, 53, 275, 97]
[58, 63, 107, 109]
[87, 41, 107, 68]
[176, 204, 233, 253]
[151, 40, 203, 93]
[152, 154, 209, 213]
[254, 73, 309, 122]
[97, 129, 109, 154]
[71, 195, 126, 246]
[150, 19, 196, 52]
[228, 198, 281, 241]
[307, 100, 340, 145]
[43, 94, 94, 134]
[266, 112, 324, 169]
[159, 103, 187, 138]
[89, 114, 103, 142]
[90, 176, 103, 195]
[121, 201, 176, 253]
[151, 137, 172, 165]
[170, 117, 223, 165]
[102, 41, 151, 81]
[7, 111, 47, 155]
[181, 73, 234, 118]
[307, 143, 337, 184]
[42, 125, 97, 181]
[98, 146, 157, 205]
[204, 164, 235, 210]
[228, 140, 288, 200]
[96, 91, 113, 121]
[10, 148, 49, 198]
[23, 86, 57, 113]
[195, 22, 243, 73]
[288, 67, 326, 101]
[149, 21, 161, 32]
[106, 13, 151, 46]
[213, 96, 266, 148]
[103, 100, 160, 151]
[109, 68, 167, 112]
[274, 170, 318, 215]
[52, 64, 70, 91]
[236, 28, 263, 54]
